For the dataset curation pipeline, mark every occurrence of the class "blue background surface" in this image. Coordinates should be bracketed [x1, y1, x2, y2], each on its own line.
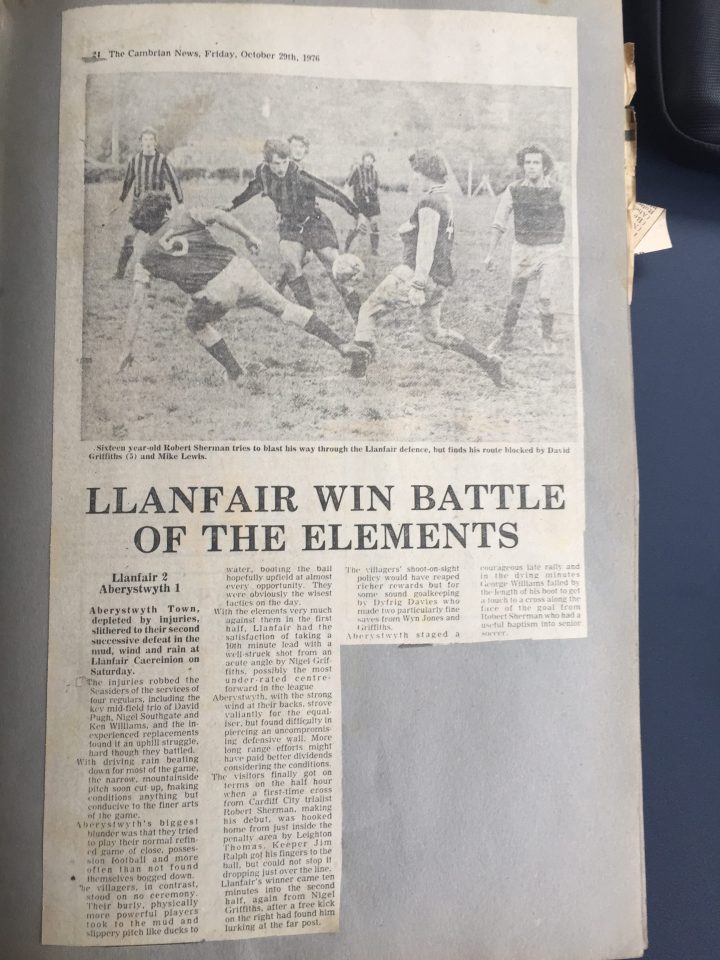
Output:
[629, 108, 720, 960]
[0, 5, 716, 958]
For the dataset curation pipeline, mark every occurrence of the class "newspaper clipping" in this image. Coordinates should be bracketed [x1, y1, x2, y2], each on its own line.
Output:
[44, 4, 584, 945]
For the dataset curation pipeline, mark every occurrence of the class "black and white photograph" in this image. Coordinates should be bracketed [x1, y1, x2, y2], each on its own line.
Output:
[81, 73, 576, 442]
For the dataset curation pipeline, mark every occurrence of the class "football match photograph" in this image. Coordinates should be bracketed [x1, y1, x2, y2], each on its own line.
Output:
[81, 72, 576, 442]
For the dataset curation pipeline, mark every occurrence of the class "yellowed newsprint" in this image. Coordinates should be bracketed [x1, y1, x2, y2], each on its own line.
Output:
[43, 3, 614, 950]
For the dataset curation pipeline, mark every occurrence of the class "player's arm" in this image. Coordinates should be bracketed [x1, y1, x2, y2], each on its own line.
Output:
[119, 158, 135, 203]
[302, 170, 360, 218]
[411, 206, 440, 299]
[557, 183, 568, 219]
[484, 227, 503, 263]
[201, 208, 262, 254]
[162, 156, 184, 204]
[484, 186, 513, 266]
[343, 166, 356, 203]
[116, 272, 149, 372]
[553, 183, 568, 248]
[228, 171, 263, 210]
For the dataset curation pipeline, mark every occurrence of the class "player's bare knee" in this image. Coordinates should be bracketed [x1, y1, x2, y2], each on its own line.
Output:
[280, 303, 312, 328]
[284, 264, 304, 282]
[281, 250, 304, 281]
[185, 298, 226, 334]
[358, 298, 384, 324]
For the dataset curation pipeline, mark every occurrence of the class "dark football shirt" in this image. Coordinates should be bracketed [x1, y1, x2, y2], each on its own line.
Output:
[231, 161, 358, 225]
[120, 151, 183, 203]
[347, 164, 379, 206]
[141, 209, 236, 294]
[508, 182, 565, 245]
[401, 188, 455, 286]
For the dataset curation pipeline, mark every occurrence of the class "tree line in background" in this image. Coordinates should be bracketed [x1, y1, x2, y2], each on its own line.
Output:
[85, 74, 571, 194]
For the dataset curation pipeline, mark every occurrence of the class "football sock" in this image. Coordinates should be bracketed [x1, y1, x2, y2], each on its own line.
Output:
[344, 230, 358, 253]
[370, 229, 379, 254]
[304, 314, 344, 352]
[341, 289, 361, 321]
[115, 238, 135, 278]
[504, 278, 528, 331]
[540, 312, 555, 338]
[504, 301, 520, 331]
[450, 339, 503, 385]
[289, 276, 315, 310]
[206, 338, 242, 380]
[348, 346, 371, 378]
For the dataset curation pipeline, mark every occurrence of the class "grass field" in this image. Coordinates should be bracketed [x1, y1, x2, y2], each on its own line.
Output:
[82, 180, 578, 443]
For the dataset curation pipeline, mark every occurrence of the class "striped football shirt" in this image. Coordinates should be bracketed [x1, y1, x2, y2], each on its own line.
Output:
[120, 151, 183, 203]
[347, 163, 379, 205]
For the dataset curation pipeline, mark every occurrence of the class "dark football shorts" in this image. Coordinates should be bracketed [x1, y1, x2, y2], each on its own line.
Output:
[279, 209, 339, 251]
[129, 192, 171, 227]
[357, 199, 381, 219]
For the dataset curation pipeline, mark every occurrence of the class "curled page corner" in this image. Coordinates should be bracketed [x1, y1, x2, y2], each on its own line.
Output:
[633, 203, 672, 255]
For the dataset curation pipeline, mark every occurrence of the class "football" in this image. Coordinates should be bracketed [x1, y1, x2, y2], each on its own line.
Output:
[332, 253, 365, 284]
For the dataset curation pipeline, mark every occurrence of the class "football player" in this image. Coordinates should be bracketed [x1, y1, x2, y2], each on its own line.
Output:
[345, 149, 503, 386]
[228, 139, 363, 323]
[288, 133, 311, 169]
[116, 191, 365, 383]
[114, 126, 183, 280]
[274, 133, 311, 293]
[484, 144, 566, 354]
[344, 151, 381, 255]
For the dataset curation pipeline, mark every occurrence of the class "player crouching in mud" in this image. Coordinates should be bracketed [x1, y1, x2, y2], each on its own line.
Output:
[345, 149, 503, 386]
[116, 191, 370, 384]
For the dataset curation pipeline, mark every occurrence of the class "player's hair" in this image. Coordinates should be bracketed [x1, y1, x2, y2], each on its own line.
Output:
[361, 151, 376, 163]
[516, 144, 554, 174]
[130, 190, 172, 233]
[288, 133, 310, 148]
[139, 126, 159, 141]
[408, 149, 448, 183]
[263, 138, 291, 162]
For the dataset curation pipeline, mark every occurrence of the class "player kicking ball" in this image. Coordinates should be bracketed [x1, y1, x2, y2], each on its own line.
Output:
[116, 191, 366, 383]
[228, 138, 363, 325]
[345, 149, 503, 385]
